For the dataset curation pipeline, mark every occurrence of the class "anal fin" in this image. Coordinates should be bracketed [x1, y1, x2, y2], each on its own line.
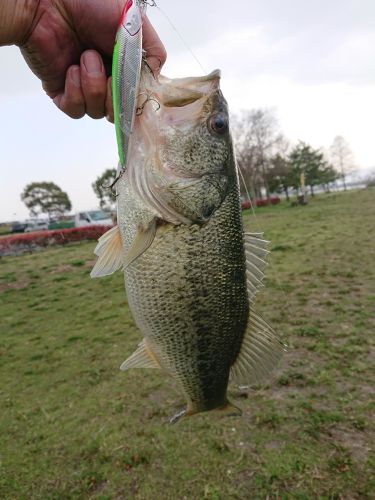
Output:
[120, 339, 161, 371]
[230, 311, 286, 387]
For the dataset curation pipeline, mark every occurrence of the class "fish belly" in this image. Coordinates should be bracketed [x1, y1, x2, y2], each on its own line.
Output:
[118, 182, 249, 412]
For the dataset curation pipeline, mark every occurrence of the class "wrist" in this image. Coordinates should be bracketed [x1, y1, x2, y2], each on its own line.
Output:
[0, 0, 40, 46]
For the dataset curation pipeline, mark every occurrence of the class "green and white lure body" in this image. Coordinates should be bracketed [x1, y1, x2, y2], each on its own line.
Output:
[112, 0, 146, 170]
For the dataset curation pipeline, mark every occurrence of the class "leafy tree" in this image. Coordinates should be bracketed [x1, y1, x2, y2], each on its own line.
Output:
[268, 153, 293, 201]
[21, 182, 72, 220]
[289, 142, 327, 196]
[320, 163, 338, 192]
[92, 168, 117, 210]
[330, 136, 356, 190]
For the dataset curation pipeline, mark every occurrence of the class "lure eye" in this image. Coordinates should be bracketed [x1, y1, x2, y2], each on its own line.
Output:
[209, 113, 228, 135]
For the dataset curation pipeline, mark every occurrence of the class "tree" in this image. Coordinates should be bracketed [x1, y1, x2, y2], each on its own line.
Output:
[268, 153, 293, 201]
[21, 182, 72, 220]
[232, 109, 284, 200]
[289, 142, 327, 196]
[92, 168, 117, 210]
[320, 163, 338, 192]
[330, 136, 356, 191]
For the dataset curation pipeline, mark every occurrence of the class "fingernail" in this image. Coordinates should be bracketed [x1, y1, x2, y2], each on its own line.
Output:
[83, 51, 102, 75]
[70, 67, 81, 87]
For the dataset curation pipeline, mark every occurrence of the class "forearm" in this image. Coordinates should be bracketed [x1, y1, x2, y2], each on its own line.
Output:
[0, 0, 39, 45]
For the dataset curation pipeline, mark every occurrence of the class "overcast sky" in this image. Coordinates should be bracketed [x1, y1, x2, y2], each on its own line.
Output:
[1, 0, 374, 222]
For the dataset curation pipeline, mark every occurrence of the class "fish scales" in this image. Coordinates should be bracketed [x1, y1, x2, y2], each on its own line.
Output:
[118, 179, 249, 412]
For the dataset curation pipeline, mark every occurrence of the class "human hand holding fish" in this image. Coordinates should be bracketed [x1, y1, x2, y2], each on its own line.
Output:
[0, 0, 166, 120]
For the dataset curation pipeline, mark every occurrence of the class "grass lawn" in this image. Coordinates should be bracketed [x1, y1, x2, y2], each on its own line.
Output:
[0, 189, 374, 499]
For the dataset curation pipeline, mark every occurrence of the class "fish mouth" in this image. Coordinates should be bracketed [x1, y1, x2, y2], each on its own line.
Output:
[158, 69, 221, 108]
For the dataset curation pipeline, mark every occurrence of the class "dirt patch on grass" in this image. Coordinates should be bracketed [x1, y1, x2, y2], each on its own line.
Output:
[51, 265, 75, 274]
[0, 279, 29, 292]
[327, 427, 371, 463]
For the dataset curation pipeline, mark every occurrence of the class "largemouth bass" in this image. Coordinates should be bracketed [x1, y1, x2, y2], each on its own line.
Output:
[91, 63, 284, 422]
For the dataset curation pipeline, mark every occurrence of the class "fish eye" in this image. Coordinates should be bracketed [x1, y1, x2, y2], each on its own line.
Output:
[209, 113, 228, 135]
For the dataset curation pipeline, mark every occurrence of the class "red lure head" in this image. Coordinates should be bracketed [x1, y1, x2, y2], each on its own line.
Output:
[118, 0, 134, 30]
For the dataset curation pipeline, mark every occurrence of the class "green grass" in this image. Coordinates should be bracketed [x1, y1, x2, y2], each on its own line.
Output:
[0, 225, 11, 236]
[0, 189, 374, 499]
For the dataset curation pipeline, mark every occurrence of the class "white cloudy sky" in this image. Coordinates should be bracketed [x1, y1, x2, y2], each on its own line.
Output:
[1, 0, 374, 222]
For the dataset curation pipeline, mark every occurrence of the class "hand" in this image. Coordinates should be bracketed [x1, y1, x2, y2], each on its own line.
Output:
[20, 0, 166, 120]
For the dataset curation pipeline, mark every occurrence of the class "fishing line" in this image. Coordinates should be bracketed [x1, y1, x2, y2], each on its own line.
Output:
[152, 2, 207, 74]
[148, 1, 259, 229]
[237, 162, 262, 232]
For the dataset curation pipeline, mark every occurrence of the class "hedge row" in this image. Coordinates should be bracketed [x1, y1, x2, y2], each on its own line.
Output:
[0, 225, 112, 256]
[241, 196, 281, 209]
[256, 197, 281, 207]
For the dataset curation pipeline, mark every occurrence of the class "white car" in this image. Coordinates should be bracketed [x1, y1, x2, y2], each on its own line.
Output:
[24, 220, 49, 232]
[75, 210, 113, 227]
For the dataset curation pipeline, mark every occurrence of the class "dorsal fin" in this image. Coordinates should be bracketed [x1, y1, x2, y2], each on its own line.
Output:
[91, 225, 123, 278]
[120, 339, 161, 370]
[244, 233, 270, 303]
[230, 311, 286, 387]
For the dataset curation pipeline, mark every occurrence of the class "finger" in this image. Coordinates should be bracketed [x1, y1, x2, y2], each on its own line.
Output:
[53, 65, 85, 119]
[142, 17, 167, 74]
[105, 77, 114, 123]
[81, 50, 107, 119]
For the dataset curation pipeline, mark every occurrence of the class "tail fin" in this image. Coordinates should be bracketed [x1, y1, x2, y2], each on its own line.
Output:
[169, 401, 242, 424]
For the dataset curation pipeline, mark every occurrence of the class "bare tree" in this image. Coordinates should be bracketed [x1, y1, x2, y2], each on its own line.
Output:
[329, 136, 356, 191]
[232, 109, 284, 200]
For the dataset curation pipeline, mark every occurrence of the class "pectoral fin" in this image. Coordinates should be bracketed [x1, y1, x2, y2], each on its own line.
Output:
[230, 311, 286, 387]
[124, 218, 157, 269]
[120, 339, 161, 370]
[91, 225, 123, 278]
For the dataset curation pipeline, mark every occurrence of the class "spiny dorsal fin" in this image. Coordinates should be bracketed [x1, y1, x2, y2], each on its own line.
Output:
[244, 233, 270, 302]
[120, 339, 161, 370]
[91, 225, 123, 278]
[230, 311, 286, 387]
[124, 218, 157, 269]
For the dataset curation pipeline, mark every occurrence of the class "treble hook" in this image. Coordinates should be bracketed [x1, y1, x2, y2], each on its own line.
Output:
[141, 0, 157, 7]
[103, 170, 125, 193]
[136, 93, 161, 115]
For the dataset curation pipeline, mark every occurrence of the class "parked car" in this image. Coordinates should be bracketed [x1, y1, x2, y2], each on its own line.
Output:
[75, 210, 113, 228]
[11, 222, 27, 233]
[24, 220, 49, 232]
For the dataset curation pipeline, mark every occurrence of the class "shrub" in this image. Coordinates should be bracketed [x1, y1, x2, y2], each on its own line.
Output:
[241, 197, 281, 210]
[0, 225, 112, 256]
[270, 196, 281, 205]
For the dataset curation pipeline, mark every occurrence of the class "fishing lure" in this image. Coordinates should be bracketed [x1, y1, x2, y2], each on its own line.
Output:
[112, 0, 148, 170]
